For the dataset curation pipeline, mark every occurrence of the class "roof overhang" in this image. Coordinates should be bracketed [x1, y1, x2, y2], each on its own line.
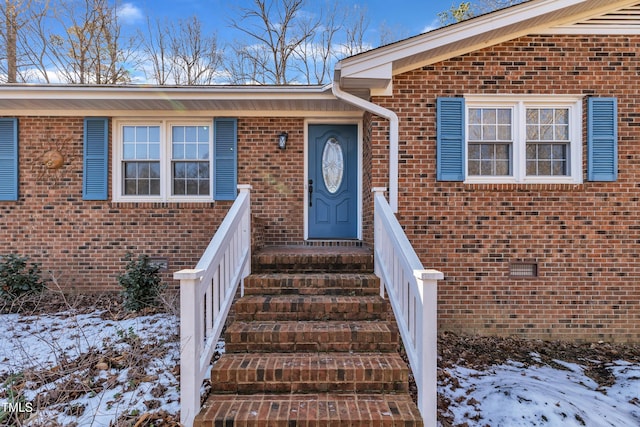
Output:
[336, 0, 640, 95]
[0, 84, 363, 117]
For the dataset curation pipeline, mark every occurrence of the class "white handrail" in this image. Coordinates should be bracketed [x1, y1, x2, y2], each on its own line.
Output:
[372, 187, 443, 427]
[174, 185, 252, 427]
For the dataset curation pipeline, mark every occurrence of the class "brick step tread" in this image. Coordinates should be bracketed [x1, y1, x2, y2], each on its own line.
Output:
[253, 247, 373, 273]
[196, 393, 422, 427]
[225, 321, 398, 353]
[244, 273, 380, 296]
[234, 295, 387, 321]
[210, 352, 409, 393]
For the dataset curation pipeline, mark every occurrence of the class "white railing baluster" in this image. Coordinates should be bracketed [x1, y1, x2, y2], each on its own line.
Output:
[372, 187, 443, 427]
[174, 185, 252, 427]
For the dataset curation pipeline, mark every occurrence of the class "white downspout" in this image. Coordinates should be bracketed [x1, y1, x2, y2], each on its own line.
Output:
[331, 80, 399, 213]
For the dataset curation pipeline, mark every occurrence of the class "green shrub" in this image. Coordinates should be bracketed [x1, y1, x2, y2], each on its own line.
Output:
[118, 253, 164, 311]
[0, 254, 45, 301]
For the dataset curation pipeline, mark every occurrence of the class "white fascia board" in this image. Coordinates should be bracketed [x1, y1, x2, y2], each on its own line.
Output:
[338, 0, 640, 79]
[0, 84, 334, 101]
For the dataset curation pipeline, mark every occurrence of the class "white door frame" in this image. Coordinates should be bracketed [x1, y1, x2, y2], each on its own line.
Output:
[304, 119, 363, 240]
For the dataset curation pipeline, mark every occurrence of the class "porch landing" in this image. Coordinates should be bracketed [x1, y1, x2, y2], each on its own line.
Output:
[195, 245, 423, 426]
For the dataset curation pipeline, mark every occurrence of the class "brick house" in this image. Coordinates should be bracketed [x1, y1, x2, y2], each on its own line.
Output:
[1, 0, 639, 345]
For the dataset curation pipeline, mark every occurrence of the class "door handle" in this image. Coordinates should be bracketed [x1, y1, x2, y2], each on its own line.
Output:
[308, 179, 313, 207]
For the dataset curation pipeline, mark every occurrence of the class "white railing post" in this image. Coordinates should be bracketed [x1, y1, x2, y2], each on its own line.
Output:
[372, 187, 443, 427]
[416, 270, 443, 427]
[372, 187, 387, 298]
[174, 185, 252, 427]
[174, 268, 205, 427]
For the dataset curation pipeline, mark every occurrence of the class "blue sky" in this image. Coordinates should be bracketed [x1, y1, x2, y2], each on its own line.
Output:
[117, 0, 444, 46]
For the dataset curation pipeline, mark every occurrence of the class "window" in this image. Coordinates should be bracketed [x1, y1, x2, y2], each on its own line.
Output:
[114, 120, 213, 201]
[465, 96, 582, 184]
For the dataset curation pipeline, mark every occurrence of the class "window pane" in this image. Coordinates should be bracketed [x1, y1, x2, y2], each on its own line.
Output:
[174, 162, 186, 179]
[538, 144, 551, 160]
[468, 160, 480, 175]
[136, 127, 148, 143]
[123, 126, 135, 143]
[526, 109, 538, 125]
[198, 126, 209, 142]
[199, 180, 210, 195]
[199, 163, 210, 179]
[150, 163, 161, 179]
[483, 109, 496, 125]
[497, 125, 511, 141]
[149, 143, 160, 160]
[538, 160, 551, 175]
[556, 125, 569, 141]
[555, 109, 568, 124]
[185, 126, 197, 142]
[541, 125, 553, 140]
[123, 143, 135, 160]
[540, 109, 553, 124]
[469, 124, 482, 141]
[483, 125, 496, 140]
[185, 144, 198, 159]
[173, 126, 184, 143]
[497, 109, 511, 125]
[199, 144, 209, 159]
[173, 143, 184, 160]
[469, 109, 481, 124]
[148, 126, 160, 142]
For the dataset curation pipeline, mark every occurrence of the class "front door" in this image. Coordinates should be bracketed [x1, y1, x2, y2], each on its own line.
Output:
[308, 124, 358, 239]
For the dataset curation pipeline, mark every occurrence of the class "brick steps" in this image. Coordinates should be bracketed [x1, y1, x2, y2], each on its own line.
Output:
[243, 273, 380, 296]
[197, 393, 422, 427]
[195, 246, 422, 427]
[234, 295, 387, 321]
[252, 246, 374, 273]
[225, 320, 399, 353]
[210, 353, 409, 394]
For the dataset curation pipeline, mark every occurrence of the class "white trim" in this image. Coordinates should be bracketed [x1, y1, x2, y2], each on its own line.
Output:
[112, 118, 215, 203]
[304, 119, 363, 241]
[464, 95, 583, 185]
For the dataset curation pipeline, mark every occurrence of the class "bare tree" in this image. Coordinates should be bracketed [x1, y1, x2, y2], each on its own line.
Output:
[48, 0, 137, 84]
[292, 1, 340, 84]
[439, 0, 529, 25]
[0, 0, 50, 83]
[141, 17, 174, 85]
[169, 16, 222, 85]
[341, 4, 370, 57]
[228, 0, 318, 85]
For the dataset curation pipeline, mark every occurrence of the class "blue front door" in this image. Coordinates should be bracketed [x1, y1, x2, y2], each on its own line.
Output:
[308, 124, 358, 239]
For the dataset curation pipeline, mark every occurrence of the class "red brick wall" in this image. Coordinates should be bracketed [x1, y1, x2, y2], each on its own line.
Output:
[0, 116, 309, 292]
[371, 35, 640, 342]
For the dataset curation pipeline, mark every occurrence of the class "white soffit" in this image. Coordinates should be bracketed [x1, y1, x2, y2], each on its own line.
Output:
[337, 0, 640, 89]
[0, 84, 362, 116]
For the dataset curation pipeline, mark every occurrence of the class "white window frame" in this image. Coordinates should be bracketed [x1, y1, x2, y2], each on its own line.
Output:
[112, 118, 214, 202]
[464, 95, 583, 184]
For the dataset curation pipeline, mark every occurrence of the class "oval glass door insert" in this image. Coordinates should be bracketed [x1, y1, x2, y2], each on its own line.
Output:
[322, 137, 344, 193]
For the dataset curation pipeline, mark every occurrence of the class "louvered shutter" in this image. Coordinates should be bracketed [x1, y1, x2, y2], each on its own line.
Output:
[83, 118, 109, 200]
[437, 98, 466, 181]
[214, 118, 238, 200]
[588, 98, 618, 182]
[0, 118, 18, 201]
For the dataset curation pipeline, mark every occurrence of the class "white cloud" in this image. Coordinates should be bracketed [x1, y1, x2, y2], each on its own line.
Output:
[117, 2, 144, 24]
[422, 18, 441, 34]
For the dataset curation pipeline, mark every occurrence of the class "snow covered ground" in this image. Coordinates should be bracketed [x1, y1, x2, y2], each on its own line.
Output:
[1, 306, 638, 426]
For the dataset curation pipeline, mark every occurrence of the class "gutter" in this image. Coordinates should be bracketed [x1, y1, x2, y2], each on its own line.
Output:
[330, 80, 399, 213]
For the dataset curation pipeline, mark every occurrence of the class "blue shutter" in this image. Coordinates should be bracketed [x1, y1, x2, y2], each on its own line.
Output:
[214, 118, 238, 200]
[83, 118, 109, 200]
[437, 97, 466, 181]
[588, 98, 617, 182]
[0, 118, 18, 201]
